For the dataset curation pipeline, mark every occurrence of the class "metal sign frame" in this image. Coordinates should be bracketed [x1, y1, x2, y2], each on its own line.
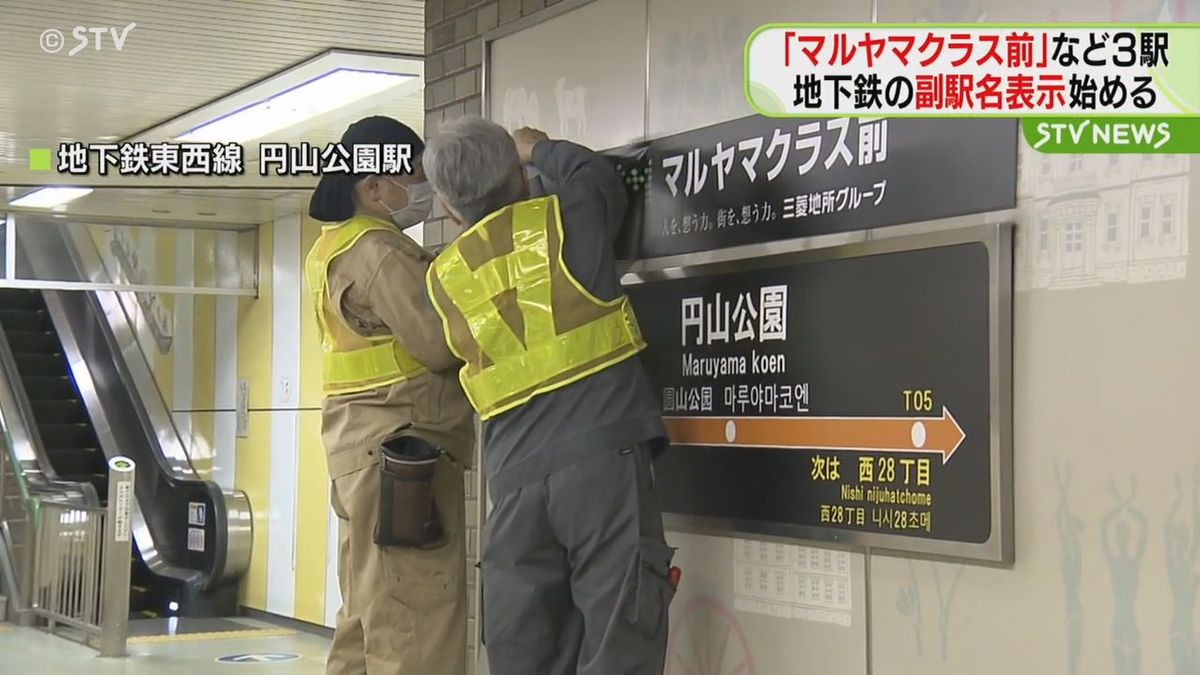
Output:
[622, 221, 1014, 565]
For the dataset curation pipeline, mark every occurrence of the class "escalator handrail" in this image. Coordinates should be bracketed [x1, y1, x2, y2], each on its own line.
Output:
[62, 227, 198, 481]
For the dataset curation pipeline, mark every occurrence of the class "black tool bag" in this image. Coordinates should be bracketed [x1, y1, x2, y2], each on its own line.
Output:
[374, 434, 447, 549]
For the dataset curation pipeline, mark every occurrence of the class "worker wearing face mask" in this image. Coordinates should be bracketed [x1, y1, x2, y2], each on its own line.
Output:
[306, 116, 474, 675]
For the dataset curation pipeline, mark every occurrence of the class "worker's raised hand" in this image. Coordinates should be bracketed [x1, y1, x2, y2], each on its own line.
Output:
[512, 127, 549, 164]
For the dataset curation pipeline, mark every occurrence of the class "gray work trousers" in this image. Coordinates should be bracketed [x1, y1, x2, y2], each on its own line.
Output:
[481, 444, 675, 675]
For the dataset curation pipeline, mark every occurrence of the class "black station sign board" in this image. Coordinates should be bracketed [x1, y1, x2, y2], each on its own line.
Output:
[623, 233, 1012, 561]
[605, 115, 1018, 259]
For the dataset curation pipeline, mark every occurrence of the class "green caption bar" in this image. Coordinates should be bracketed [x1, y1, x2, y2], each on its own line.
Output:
[1021, 117, 1200, 153]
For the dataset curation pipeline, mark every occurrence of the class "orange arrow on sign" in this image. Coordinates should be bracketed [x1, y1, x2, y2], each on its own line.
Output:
[662, 407, 966, 464]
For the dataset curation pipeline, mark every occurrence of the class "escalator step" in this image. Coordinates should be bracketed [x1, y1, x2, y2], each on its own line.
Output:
[29, 399, 87, 425]
[4, 331, 59, 354]
[21, 375, 76, 400]
[14, 354, 68, 377]
[0, 309, 52, 332]
[58, 472, 106, 482]
[0, 290, 45, 311]
[45, 445, 106, 474]
[39, 423, 96, 449]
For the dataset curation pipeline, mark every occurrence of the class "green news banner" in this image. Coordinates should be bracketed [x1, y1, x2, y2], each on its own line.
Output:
[1022, 117, 1200, 153]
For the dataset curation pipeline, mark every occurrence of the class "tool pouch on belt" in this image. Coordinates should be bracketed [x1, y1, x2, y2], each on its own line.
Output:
[374, 434, 447, 549]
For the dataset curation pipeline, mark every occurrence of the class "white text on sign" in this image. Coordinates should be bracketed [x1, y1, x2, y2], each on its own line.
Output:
[681, 285, 789, 346]
[745, 27, 1190, 116]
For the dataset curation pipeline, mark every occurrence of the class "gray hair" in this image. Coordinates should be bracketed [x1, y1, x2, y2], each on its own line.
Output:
[422, 116, 525, 225]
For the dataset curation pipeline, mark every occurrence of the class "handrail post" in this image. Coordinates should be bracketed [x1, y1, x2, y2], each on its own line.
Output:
[98, 456, 134, 658]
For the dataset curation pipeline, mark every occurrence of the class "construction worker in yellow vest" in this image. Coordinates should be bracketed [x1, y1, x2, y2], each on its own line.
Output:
[422, 117, 675, 675]
[305, 116, 474, 675]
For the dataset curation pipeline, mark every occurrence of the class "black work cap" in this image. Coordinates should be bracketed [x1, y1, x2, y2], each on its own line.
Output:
[308, 116, 425, 223]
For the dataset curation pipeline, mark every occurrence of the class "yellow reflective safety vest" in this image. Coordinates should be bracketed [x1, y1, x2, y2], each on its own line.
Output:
[425, 195, 646, 420]
[304, 216, 428, 397]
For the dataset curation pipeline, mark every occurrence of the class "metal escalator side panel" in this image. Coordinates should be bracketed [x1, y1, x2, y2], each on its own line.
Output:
[62, 232, 254, 592]
[42, 286, 215, 590]
[210, 486, 253, 591]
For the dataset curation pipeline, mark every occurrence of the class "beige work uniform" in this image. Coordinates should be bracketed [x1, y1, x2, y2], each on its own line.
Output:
[317, 225, 475, 675]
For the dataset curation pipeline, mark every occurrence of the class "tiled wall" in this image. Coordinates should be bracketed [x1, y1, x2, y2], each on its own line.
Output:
[422, 0, 569, 251]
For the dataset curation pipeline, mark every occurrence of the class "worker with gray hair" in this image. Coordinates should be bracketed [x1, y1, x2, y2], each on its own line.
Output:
[420, 116, 677, 674]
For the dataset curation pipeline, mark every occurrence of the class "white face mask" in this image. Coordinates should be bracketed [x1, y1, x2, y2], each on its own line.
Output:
[382, 179, 433, 228]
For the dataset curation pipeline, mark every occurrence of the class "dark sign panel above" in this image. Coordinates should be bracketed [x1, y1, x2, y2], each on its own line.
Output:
[605, 116, 1018, 259]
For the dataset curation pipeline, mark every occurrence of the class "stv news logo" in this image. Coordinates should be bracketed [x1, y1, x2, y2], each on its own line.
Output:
[40, 23, 136, 56]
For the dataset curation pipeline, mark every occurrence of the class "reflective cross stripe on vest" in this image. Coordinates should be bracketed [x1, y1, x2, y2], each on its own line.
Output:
[304, 216, 427, 397]
[425, 195, 646, 420]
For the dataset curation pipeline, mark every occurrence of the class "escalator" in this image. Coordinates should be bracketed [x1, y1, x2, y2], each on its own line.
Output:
[0, 290, 108, 497]
[0, 220, 252, 621]
[0, 288, 160, 617]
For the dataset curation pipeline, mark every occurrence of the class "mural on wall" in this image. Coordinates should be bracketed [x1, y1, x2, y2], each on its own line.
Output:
[1016, 150, 1189, 292]
[656, 14, 746, 132]
[1164, 466, 1198, 675]
[499, 80, 588, 138]
[1103, 478, 1149, 675]
[500, 86, 541, 130]
[1014, 1, 1192, 292]
[875, 0, 1194, 284]
[896, 562, 924, 657]
[553, 78, 588, 137]
[818, 2, 1193, 675]
[894, 560, 966, 661]
[106, 226, 173, 355]
[665, 595, 756, 675]
[931, 563, 966, 661]
[888, 465, 1197, 675]
[1055, 460, 1086, 675]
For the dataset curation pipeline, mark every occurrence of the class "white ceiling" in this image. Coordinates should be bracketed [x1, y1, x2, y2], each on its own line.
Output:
[0, 0, 427, 227]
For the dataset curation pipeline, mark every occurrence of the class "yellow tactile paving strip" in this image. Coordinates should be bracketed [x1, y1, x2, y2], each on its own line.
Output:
[127, 627, 297, 644]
